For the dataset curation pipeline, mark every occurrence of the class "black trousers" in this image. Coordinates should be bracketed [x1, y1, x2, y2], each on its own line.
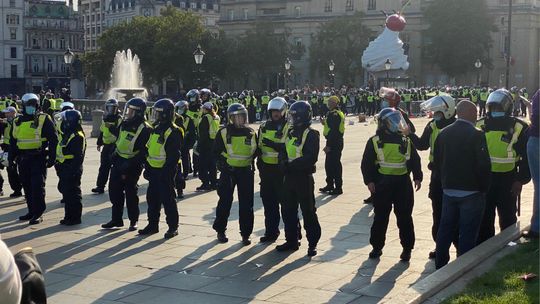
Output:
[96, 144, 114, 189]
[324, 144, 343, 189]
[199, 149, 217, 186]
[146, 168, 178, 229]
[181, 146, 191, 177]
[259, 164, 283, 237]
[108, 164, 141, 223]
[212, 167, 254, 237]
[7, 164, 22, 193]
[282, 173, 321, 247]
[57, 164, 82, 221]
[429, 175, 444, 242]
[478, 172, 517, 244]
[368, 102, 377, 116]
[370, 177, 415, 250]
[175, 163, 185, 192]
[18, 154, 47, 217]
[478, 101, 486, 117]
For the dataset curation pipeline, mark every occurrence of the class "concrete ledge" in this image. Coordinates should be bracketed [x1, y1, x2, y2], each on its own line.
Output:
[381, 222, 521, 304]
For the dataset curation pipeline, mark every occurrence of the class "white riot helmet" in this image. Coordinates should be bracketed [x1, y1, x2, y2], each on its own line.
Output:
[420, 95, 456, 120]
[267, 97, 287, 119]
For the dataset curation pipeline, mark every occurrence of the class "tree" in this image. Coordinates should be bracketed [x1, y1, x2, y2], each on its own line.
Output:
[310, 12, 373, 86]
[423, 0, 497, 78]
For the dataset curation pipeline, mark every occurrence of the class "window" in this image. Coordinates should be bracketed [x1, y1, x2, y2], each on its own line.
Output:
[190, 2, 197, 9]
[97, 27, 101, 34]
[47, 58, 53, 73]
[368, 0, 376, 10]
[32, 37, 39, 48]
[10, 47, 16, 58]
[324, 0, 332, 12]
[262, 8, 279, 15]
[180, 1, 185, 8]
[46, 38, 53, 49]
[212, 4, 218, 11]
[10, 28, 16, 40]
[59, 38, 66, 49]
[294, 6, 301, 17]
[32, 58, 40, 72]
[243, 8, 248, 20]
[6, 14, 19, 25]
[10, 65, 17, 78]
[346, 0, 353, 11]
[91, 15, 95, 22]
[228, 9, 234, 20]
[201, 3, 206, 10]
[9, 0, 15, 8]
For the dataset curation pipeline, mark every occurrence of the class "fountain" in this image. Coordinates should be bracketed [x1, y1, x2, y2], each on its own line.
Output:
[107, 49, 148, 101]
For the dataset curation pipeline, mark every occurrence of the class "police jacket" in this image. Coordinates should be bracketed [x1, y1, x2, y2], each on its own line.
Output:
[213, 125, 256, 170]
[9, 113, 58, 162]
[97, 114, 121, 146]
[56, 130, 85, 172]
[324, 109, 344, 148]
[198, 114, 216, 152]
[145, 122, 182, 177]
[112, 118, 151, 174]
[409, 117, 455, 170]
[286, 126, 320, 175]
[361, 130, 423, 185]
[181, 113, 196, 150]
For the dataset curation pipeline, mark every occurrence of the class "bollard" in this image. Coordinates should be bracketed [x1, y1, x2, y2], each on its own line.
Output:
[91, 110, 104, 138]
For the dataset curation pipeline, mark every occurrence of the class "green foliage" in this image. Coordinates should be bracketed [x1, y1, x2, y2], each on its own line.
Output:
[423, 0, 497, 77]
[309, 12, 373, 85]
[443, 239, 539, 304]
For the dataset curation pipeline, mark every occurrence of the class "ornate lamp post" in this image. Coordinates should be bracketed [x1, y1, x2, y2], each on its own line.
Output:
[475, 59, 482, 86]
[384, 58, 392, 87]
[328, 60, 335, 88]
[284, 57, 291, 91]
[193, 44, 205, 87]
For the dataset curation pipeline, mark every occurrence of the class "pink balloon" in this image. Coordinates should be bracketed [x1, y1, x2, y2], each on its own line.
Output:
[386, 14, 406, 32]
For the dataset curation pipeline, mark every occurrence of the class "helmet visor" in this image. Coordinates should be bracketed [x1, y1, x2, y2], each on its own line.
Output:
[229, 113, 247, 128]
[383, 111, 408, 133]
[122, 105, 140, 121]
[486, 91, 509, 104]
[420, 96, 448, 114]
[105, 104, 117, 116]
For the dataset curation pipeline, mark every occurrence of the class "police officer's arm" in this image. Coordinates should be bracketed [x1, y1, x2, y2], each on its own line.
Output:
[198, 116, 210, 149]
[130, 126, 151, 167]
[213, 128, 226, 162]
[515, 122, 531, 184]
[185, 119, 196, 149]
[97, 130, 104, 146]
[42, 116, 58, 162]
[408, 123, 432, 151]
[64, 135, 85, 169]
[287, 130, 320, 172]
[408, 145, 423, 183]
[326, 112, 342, 147]
[402, 112, 416, 134]
[163, 128, 182, 176]
[360, 138, 378, 185]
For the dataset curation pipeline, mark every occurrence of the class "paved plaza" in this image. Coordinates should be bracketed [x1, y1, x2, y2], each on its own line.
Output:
[0, 117, 533, 304]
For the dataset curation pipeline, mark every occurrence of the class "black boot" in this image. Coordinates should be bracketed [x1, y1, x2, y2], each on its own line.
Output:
[19, 213, 32, 221]
[328, 188, 343, 195]
[319, 185, 334, 193]
[369, 248, 383, 259]
[217, 232, 228, 243]
[164, 228, 178, 239]
[400, 248, 412, 262]
[138, 224, 159, 235]
[91, 187, 105, 194]
[259, 234, 279, 243]
[101, 220, 124, 229]
[307, 246, 317, 257]
[242, 236, 251, 246]
[29, 216, 43, 225]
[276, 241, 299, 252]
[128, 221, 138, 231]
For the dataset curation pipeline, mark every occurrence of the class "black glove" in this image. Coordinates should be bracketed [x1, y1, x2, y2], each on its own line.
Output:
[46, 158, 56, 168]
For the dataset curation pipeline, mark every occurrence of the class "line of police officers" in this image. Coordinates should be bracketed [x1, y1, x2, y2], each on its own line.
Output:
[6, 85, 529, 262]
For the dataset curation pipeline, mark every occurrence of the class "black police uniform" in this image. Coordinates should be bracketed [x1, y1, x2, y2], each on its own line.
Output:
[197, 113, 218, 189]
[181, 112, 196, 179]
[361, 130, 422, 253]
[409, 117, 455, 243]
[0, 121, 22, 196]
[108, 119, 151, 227]
[56, 130, 86, 224]
[281, 126, 321, 251]
[144, 123, 182, 232]
[174, 113, 187, 196]
[95, 115, 120, 191]
[323, 109, 344, 192]
[10, 114, 58, 222]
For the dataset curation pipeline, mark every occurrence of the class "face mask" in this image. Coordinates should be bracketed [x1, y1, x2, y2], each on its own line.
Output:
[433, 113, 444, 121]
[491, 112, 505, 118]
[381, 100, 390, 108]
[25, 106, 36, 115]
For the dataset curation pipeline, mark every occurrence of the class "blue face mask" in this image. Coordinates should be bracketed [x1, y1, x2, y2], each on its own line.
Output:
[491, 112, 505, 118]
[381, 100, 390, 108]
[25, 106, 36, 115]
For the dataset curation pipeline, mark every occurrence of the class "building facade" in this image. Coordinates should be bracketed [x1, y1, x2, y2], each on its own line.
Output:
[23, 0, 84, 93]
[0, 0, 25, 94]
[218, 0, 539, 92]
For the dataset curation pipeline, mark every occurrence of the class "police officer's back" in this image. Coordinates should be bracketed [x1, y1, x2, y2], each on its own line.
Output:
[93, 99, 121, 194]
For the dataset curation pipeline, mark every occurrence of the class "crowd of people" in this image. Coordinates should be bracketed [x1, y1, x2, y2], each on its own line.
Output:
[0, 83, 537, 302]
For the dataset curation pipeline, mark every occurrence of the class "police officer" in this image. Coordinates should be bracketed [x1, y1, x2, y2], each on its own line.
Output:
[56, 110, 86, 225]
[92, 99, 121, 194]
[10, 93, 58, 224]
[186, 89, 202, 177]
[196, 102, 220, 191]
[479, 88, 489, 117]
[361, 108, 422, 261]
[174, 100, 189, 198]
[0, 107, 22, 197]
[257, 97, 289, 243]
[212, 103, 257, 245]
[476, 89, 530, 243]
[261, 91, 271, 120]
[139, 99, 182, 238]
[319, 96, 345, 195]
[405, 95, 456, 259]
[276, 101, 321, 257]
[102, 98, 151, 231]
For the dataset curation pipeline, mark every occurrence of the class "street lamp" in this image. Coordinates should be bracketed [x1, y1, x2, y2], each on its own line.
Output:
[384, 58, 392, 86]
[64, 47, 74, 65]
[328, 60, 335, 88]
[193, 44, 205, 87]
[475, 59, 482, 86]
[284, 58, 291, 90]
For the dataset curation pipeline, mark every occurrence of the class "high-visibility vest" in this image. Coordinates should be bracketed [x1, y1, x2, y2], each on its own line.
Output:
[56, 131, 86, 163]
[367, 95, 374, 103]
[286, 128, 310, 162]
[115, 122, 148, 159]
[323, 96, 329, 106]
[198, 114, 220, 140]
[0, 99, 8, 112]
[12, 114, 47, 150]
[310, 97, 318, 105]
[428, 121, 440, 162]
[3, 120, 12, 145]
[100, 117, 121, 145]
[219, 127, 257, 168]
[480, 92, 489, 102]
[477, 118, 525, 172]
[371, 135, 411, 176]
[146, 126, 177, 168]
[261, 95, 270, 105]
[186, 109, 201, 127]
[323, 109, 345, 136]
[258, 121, 289, 165]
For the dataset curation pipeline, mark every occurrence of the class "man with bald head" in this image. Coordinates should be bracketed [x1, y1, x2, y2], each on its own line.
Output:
[433, 100, 492, 269]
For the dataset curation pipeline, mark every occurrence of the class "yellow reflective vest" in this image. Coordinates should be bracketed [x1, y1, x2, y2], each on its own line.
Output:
[258, 121, 289, 165]
[12, 114, 47, 150]
[56, 131, 86, 163]
[371, 135, 411, 175]
[219, 127, 257, 168]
